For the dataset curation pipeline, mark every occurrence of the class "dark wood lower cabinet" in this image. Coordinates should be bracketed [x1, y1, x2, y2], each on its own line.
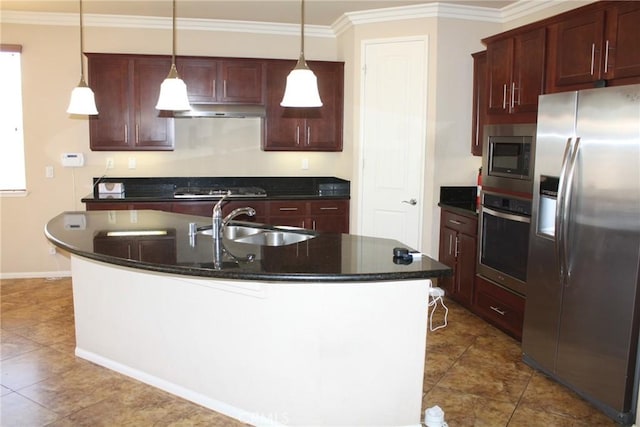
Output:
[86, 198, 349, 234]
[438, 209, 477, 308]
[438, 206, 525, 340]
[474, 275, 525, 340]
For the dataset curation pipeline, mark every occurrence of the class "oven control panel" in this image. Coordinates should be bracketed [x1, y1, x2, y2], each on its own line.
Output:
[483, 193, 531, 216]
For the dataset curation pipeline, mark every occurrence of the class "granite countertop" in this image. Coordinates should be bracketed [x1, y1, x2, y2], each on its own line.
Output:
[46, 210, 451, 282]
[82, 176, 351, 203]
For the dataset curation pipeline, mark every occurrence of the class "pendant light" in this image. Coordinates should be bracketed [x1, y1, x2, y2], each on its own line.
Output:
[155, 0, 191, 111]
[280, 0, 322, 107]
[67, 0, 98, 115]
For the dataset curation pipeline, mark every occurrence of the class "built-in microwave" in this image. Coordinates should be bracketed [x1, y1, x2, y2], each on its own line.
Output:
[482, 123, 536, 194]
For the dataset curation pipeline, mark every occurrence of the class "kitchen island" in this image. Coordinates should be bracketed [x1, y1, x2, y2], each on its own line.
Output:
[45, 210, 451, 427]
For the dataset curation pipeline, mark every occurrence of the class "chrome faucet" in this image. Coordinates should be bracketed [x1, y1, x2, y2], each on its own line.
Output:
[212, 193, 256, 241]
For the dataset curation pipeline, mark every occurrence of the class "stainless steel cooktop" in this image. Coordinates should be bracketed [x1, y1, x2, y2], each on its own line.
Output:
[173, 186, 267, 199]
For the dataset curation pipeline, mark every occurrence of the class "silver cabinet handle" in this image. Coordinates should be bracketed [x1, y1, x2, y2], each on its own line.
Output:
[320, 206, 338, 211]
[296, 125, 300, 145]
[213, 79, 216, 98]
[604, 39, 610, 73]
[135, 124, 139, 144]
[402, 198, 417, 205]
[590, 43, 596, 76]
[124, 124, 128, 143]
[448, 219, 463, 225]
[306, 126, 311, 146]
[490, 306, 506, 316]
[223, 80, 227, 98]
[454, 236, 459, 257]
[278, 207, 299, 212]
[448, 234, 453, 256]
[502, 84, 507, 110]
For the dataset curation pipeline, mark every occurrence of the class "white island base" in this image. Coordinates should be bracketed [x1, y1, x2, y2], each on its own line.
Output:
[71, 256, 430, 426]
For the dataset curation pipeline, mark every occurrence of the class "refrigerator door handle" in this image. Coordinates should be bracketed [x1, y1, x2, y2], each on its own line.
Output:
[556, 137, 574, 283]
[560, 136, 582, 285]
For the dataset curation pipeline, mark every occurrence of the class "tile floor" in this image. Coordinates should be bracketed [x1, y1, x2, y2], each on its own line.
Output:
[1, 277, 618, 426]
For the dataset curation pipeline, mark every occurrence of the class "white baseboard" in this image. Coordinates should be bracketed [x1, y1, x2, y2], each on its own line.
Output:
[0, 270, 71, 280]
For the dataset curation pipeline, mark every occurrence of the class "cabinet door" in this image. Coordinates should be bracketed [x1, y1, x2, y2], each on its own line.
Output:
[220, 60, 265, 104]
[486, 37, 514, 114]
[438, 226, 457, 295]
[456, 233, 476, 305]
[177, 57, 218, 103]
[471, 51, 487, 156]
[605, 2, 640, 80]
[264, 60, 304, 150]
[554, 9, 605, 86]
[512, 28, 546, 114]
[89, 56, 131, 150]
[264, 60, 343, 151]
[133, 58, 175, 150]
[309, 199, 349, 233]
[304, 61, 344, 151]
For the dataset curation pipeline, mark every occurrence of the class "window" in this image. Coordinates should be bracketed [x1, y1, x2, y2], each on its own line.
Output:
[0, 45, 26, 192]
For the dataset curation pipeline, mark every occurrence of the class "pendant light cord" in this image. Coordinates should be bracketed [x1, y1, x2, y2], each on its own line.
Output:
[171, 0, 176, 65]
[78, 0, 85, 81]
[300, 0, 305, 56]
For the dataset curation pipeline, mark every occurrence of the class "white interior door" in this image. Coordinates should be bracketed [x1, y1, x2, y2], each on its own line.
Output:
[359, 37, 428, 250]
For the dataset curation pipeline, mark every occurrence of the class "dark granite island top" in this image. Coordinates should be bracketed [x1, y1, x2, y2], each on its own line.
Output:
[45, 210, 451, 282]
[46, 209, 449, 426]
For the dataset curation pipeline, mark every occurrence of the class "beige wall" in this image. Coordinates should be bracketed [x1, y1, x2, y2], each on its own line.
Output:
[0, 2, 586, 276]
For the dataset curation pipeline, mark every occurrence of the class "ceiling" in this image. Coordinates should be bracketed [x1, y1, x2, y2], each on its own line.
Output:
[1, 0, 518, 26]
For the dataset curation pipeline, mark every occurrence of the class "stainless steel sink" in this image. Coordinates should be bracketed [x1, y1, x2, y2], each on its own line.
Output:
[233, 230, 316, 246]
[198, 224, 316, 246]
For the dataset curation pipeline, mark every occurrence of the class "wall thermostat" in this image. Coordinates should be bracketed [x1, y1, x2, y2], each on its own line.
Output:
[61, 152, 85, 167]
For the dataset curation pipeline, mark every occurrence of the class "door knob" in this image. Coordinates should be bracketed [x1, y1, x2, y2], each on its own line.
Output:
[402, 198, 417, 206]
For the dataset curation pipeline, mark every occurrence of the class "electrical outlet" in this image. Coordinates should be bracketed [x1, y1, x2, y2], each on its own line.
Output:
[106, 158, 114, 169]
[48, 246, 57, 255]
[45, 165, 54, 178]
[301, 158, 309, 170]
[128, 157, 136, 169]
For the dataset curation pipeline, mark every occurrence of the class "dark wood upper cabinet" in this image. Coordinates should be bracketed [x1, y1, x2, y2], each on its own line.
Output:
[263, 59, 344, 151]
[485, 27, 546, 119]
[547, 1, 640, 91]
[176, 57, 265, 104]
[88, 54, 175, 151]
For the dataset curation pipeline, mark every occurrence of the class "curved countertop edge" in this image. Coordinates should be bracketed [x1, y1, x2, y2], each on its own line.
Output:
[81, 194, 351, 203]
[45, 228, 450, 283]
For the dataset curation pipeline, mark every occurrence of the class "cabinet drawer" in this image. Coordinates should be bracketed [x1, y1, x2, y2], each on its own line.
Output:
[268, 200, 307, 216]
[475, 276, 524, 340]
[441, 210, 477, 235]
[309, 200, 348, 215]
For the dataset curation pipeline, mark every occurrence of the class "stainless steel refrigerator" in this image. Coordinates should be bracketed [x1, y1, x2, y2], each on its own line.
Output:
[522, 84, 640, 425]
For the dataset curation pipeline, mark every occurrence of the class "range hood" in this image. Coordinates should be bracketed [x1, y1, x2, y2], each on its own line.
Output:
[173, 104, 266, 118]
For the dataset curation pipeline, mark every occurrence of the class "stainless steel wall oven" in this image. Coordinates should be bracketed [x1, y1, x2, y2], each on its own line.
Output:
[477, 191, 532, 296]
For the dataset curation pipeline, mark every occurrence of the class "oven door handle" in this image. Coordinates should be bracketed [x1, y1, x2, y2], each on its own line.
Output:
[482, 206, 530, 224]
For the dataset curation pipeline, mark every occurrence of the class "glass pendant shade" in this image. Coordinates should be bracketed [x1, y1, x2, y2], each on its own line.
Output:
[155, 64, 191, 111]
[156, 0, 191, 111]
[281, 63, 322, 107]
[280, 0, 322, 108]
[67, 78, 98, 115]
[68, 0, 98, 115]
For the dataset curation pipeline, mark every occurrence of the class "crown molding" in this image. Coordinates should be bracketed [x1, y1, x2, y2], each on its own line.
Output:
[1, 1, 564, 39]
[0, 10, 334, 38]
